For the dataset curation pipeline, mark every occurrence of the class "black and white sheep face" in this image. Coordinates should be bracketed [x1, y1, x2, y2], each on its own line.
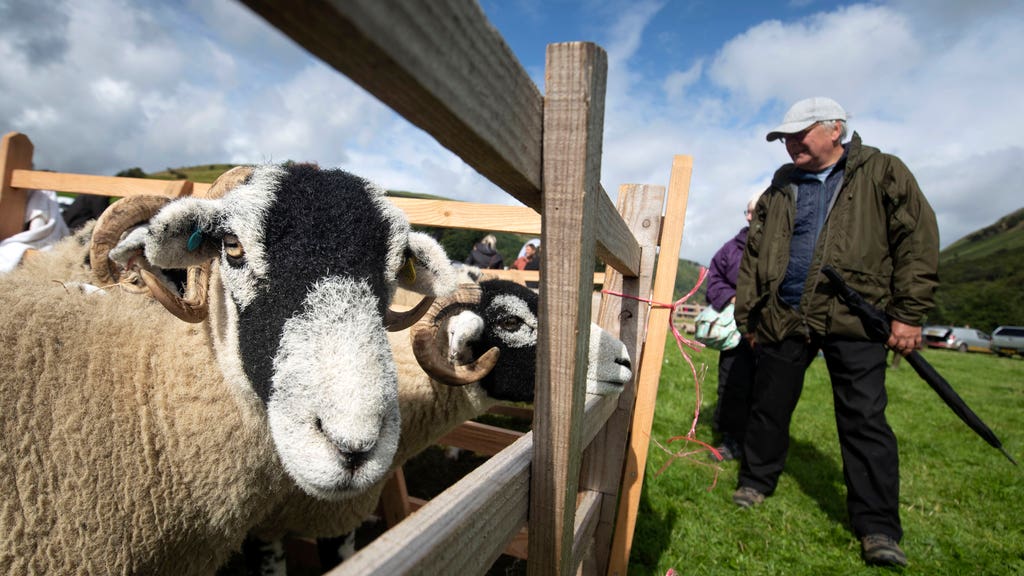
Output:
[141, 164, 456, 499]
[440, 279, 632, 401]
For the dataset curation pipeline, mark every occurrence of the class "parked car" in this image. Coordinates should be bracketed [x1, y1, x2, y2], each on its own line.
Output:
[923, 326, 992, 353]
[991, 326, 1024, 357]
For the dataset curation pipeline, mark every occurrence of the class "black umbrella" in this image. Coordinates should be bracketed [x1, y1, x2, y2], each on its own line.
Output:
[821, 265, 1017, 466]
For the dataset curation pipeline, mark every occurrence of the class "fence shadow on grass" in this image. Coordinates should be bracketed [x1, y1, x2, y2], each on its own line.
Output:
[785, 438, 850, 531]
[627, 483, 679, 572]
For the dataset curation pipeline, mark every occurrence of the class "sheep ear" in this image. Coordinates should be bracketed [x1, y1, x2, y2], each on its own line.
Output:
[143, 197, 227, 269]
[398, 232, 458, 297]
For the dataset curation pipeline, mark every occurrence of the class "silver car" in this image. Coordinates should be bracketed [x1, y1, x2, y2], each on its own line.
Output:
[991, 326, 1024, 357]
[923, 326, 992, 353]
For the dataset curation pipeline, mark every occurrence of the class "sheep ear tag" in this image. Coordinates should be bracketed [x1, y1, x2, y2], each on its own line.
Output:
[400, 256, 417, 284]
[186, 226, 204, 252]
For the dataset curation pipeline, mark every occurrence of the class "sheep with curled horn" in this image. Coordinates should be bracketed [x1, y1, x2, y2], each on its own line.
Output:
[0, 164, 457, 576]
[247, 278, 633, 571]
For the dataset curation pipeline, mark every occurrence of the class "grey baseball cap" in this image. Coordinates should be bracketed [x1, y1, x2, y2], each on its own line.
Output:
[766, 97, 847, 141]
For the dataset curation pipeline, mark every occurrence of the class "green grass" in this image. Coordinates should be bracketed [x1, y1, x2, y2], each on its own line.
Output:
[629, 334, 1024, 575]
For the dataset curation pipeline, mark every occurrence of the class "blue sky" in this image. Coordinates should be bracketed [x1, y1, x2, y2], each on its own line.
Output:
[2, 0, 1022, 265]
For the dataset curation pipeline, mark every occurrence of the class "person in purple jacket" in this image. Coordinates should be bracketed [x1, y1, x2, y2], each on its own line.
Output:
[705, 192, 761, 460]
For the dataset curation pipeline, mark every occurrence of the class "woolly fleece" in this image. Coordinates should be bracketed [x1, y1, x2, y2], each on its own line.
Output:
[0, 258, 286, 575]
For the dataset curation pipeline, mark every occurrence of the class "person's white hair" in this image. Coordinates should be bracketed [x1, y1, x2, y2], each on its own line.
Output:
[820, 119, 848, 142]
[746, 190, 764, 214]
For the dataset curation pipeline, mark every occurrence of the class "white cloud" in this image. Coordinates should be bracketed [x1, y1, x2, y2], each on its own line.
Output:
[709, 5, 921, 110]
[663, 60, 703, 102]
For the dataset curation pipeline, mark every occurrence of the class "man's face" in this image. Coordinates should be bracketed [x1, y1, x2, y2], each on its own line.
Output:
[783, 122, 842, 171]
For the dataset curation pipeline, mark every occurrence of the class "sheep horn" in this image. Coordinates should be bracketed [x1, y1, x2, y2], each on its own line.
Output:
[201, 165, 253, 199]
[411, 325, 500, 386]
[385, 296, 435, 332]
[90, 195, 172, 286]
[409, 282, 499, 385]
[139, 265, 210, 323]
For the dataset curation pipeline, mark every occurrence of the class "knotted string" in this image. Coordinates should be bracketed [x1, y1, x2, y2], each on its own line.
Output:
[601, 266, 724, 489]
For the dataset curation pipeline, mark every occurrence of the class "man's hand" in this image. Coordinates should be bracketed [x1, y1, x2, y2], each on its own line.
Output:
[744, 332, 757, 347]
[888, 319, 921, 356]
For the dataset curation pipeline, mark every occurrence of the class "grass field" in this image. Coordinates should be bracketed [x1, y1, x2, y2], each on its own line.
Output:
[628, 334, 1024, 575]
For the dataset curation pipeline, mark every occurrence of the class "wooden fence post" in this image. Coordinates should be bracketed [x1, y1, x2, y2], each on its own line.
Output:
[0, 132, 35, 241]
[581, 183, 666, 573]
[528, 41, 608, 575]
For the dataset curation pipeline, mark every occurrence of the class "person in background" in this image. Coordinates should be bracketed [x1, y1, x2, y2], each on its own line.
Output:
[464, 234, 504, 269]
[733, 97, 939, 568]
[0, 189, 70, 273]
[62, 194, 111, 233]
[512, 242, 537, 270]
[523, 243, 541, 289]
[704, 192, 761, 461]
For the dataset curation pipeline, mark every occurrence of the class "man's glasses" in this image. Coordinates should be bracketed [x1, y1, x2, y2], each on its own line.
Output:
[780, 122, 820, 144]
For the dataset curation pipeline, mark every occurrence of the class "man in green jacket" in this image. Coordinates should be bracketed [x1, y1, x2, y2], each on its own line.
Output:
[733, 97, 939, 567]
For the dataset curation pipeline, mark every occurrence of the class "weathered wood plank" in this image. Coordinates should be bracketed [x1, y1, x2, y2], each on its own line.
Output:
[0, 133, 35, 240]
[330, 434, 533, 575]
[529, 41, 608, 575]
[571, 489, 603, 571]
[390, 197, 540, 234]
[437, 420, 524, 457]
[10, 169, 193, 198]
[581, 184, 665, 573]
[406, 497, 530, 560]
[607, 155, 694, 576]
[593, 187, 641, 277]
[240, 0, 544, 210]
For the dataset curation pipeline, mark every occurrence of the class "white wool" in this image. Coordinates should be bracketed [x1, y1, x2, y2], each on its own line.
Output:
[447, 309, 484, 363]
[269, 277, 400, 500]
[216, 165, 281, 309]
[489, 293, 538, 349]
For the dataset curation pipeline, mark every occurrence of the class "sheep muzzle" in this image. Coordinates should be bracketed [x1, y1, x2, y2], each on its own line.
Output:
[409, 283, 500, 386]
[411, 324, 500, 386]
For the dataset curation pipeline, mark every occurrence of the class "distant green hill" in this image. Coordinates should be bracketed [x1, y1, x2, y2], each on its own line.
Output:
[673, 258, 707, 304]
[929, 207, 1024, 332]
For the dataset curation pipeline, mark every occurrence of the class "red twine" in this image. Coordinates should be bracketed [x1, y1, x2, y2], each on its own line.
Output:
[601, 266, 724, 489]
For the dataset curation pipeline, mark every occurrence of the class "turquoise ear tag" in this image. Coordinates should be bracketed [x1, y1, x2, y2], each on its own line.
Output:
[186, 226, 203, 252]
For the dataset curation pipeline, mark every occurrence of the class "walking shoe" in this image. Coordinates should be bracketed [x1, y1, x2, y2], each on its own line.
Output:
[732, 486, 765, 508]
[711, 438, 742, 461]
[710, 443, 735, 462]
[861, 534, 907, 567]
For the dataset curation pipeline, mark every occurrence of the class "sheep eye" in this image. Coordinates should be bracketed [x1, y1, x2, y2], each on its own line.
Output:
[223, 234, 245, 261]
[498, 316, 523, 332]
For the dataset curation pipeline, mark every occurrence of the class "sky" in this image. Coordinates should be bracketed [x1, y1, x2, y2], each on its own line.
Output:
[2, 0, 1022, 266]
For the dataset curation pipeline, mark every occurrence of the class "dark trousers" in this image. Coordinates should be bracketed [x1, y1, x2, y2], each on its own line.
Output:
[713, 337, 756, 444]
[738, 336, 902, 541]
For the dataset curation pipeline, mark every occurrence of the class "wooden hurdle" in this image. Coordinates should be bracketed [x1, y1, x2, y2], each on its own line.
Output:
[1, 2, 695, 573]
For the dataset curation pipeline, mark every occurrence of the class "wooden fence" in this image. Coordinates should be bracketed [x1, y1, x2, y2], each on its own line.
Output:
[0, 1, 695, 574]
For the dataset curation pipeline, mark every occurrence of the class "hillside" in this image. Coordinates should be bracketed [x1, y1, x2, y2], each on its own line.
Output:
[929, 207, 1024, 332]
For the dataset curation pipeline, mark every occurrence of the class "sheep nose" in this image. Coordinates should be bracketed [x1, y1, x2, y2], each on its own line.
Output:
[341, 450, 369, 471]
[616, 356, 632, 371]
[314, 417, 374, 470]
